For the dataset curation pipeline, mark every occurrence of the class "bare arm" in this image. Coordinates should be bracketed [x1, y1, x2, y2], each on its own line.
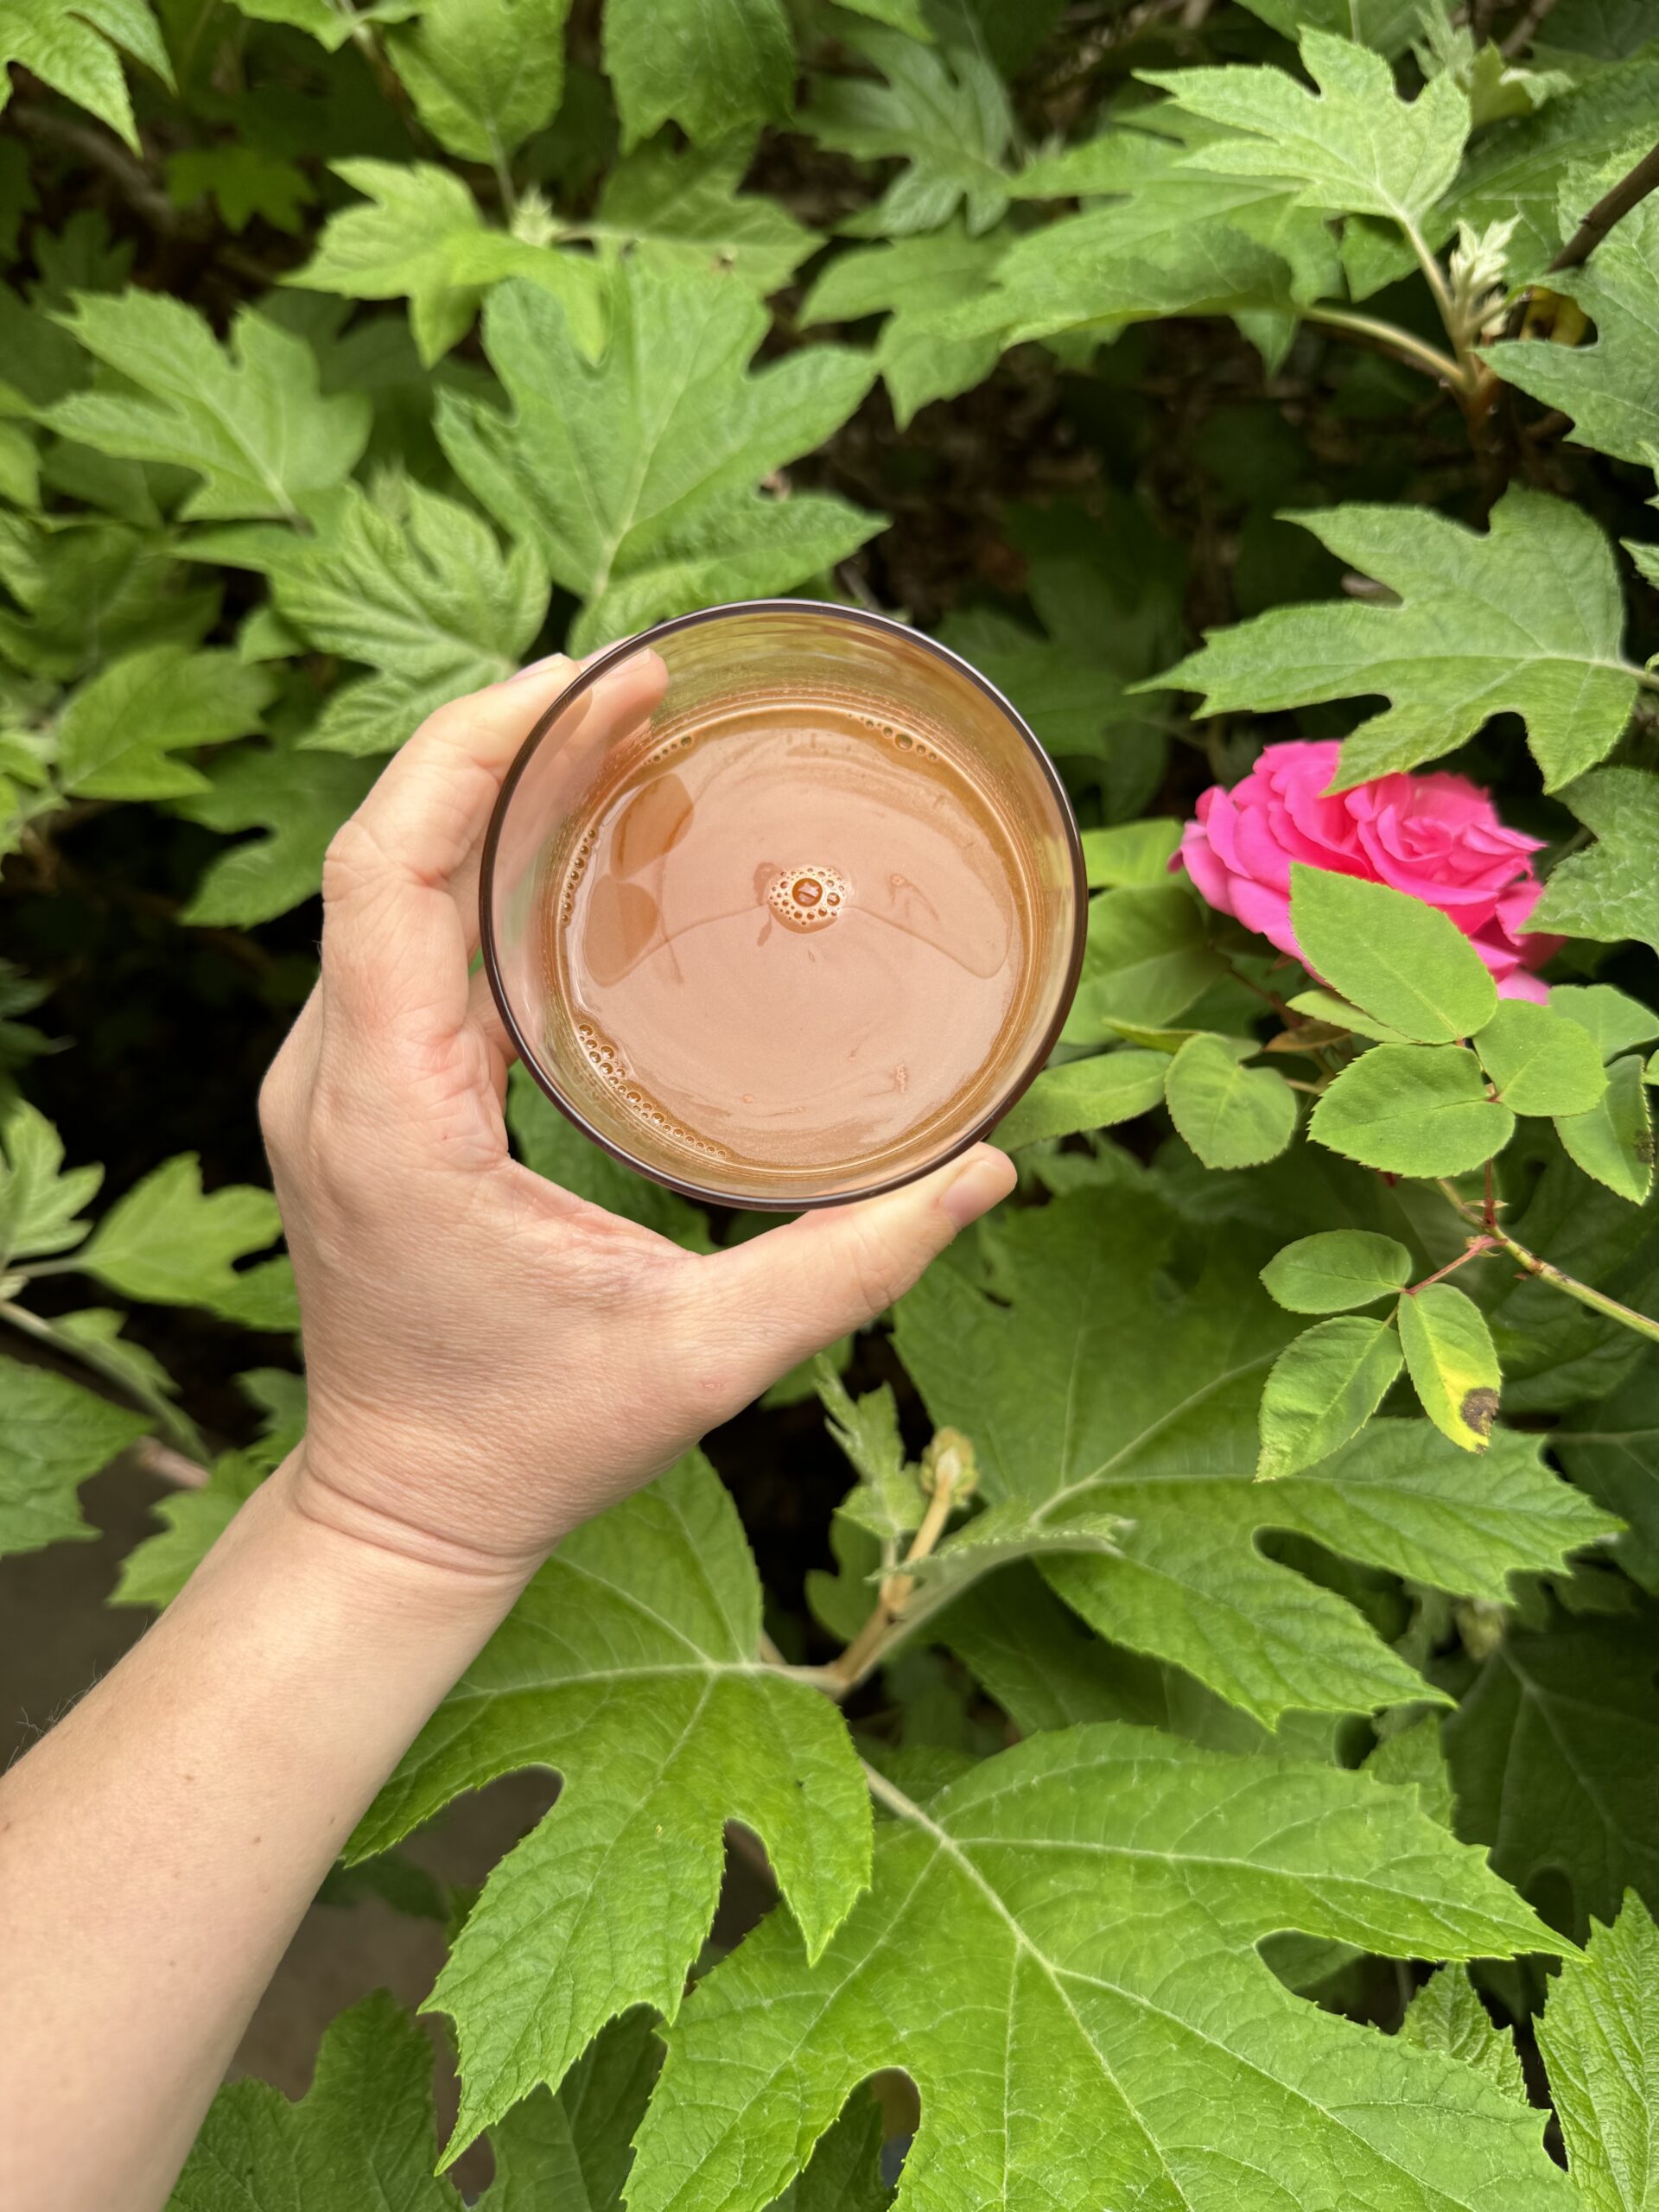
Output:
[0, 655, 1013, 2212]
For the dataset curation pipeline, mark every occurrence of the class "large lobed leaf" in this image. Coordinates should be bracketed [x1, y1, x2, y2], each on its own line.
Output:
[1147, 487, 1643, 791]
[0, 1352, 147, 1559]
[1537, 1891, 1659, 2212]
[437, 263, 879, 652]
[1, 0, 173, 155]
[45, 295, 370, 523]
[628, 1722, 1568, 2212]
[194, 473, 549, 755]
[892, 1187, 1613, 1725]
[349, 1454, 870, 2163]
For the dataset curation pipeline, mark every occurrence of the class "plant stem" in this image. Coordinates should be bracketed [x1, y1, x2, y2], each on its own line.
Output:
[1549, 138, 1659, 274]
[826, 1441, 968, 1694]
[1304, 307, 1467, 391]
[1433, 1179, 1659, 1344]
[1402, 219, 1471, 374]
[1407, 1236, 1497, 1294]
[0, 1300, 207, 1459]
[1491, 1235, 1659, 1344]
[1501, 0, 1560, 56]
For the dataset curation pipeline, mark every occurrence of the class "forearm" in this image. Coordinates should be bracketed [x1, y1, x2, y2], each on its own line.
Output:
[0, 1452, 524, 2212]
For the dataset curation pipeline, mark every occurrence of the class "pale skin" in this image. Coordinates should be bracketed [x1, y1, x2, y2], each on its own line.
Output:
[0, 657, 1016, 2212]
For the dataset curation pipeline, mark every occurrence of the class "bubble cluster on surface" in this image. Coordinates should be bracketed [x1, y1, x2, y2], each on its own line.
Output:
[857, 713, 942, 764]
[559, 824, 599, 925]
[573, 1020, 729, 1160]
[766, 863, 849, 933]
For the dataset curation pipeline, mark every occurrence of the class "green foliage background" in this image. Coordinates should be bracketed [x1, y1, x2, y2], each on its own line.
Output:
[4, 0, 1659, 2203]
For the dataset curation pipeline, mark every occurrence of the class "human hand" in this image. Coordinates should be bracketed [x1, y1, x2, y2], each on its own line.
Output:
[259, 656, 1016, 1592]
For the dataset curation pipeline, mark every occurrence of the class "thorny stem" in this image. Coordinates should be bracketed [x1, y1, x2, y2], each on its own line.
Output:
[825, 1440, 968, 1694]
[1434, 1180, 1659, 1345]
[0, 1299, 207, 1459]
[1406, 1236, 1497, 1294]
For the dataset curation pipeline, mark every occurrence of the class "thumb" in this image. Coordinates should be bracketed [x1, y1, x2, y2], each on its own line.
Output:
[693, 1144, 1016, 1407]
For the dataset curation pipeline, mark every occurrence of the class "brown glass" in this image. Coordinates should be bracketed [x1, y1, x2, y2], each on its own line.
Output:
[480, 601, 1086, 1209]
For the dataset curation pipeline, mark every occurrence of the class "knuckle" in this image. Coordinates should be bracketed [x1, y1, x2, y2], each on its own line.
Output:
[841, 1219, 916, 1319]
[320, 816, 381, 906]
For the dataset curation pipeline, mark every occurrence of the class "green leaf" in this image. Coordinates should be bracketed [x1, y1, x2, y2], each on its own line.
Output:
[816, 1359, 924, 1542]
[506, 1065, 713, 1250]
[1262, 1230, 1414, 1313]
[799, 222, 1006, 425]
[439, 265, 877, 653]
[1065, 885, 1225, 1038]
[894, 1190, 1610, 1723]
[594, 133, 821, 295]
[166, 146, 315, 236]
[1256, 1314, 1404, 1479]
[46, 296, 370, 524]
[1399, 1283, 1502, 1452]
[1446, 1611, 1659, 1934]
[386, 0, 570, 165]
[1556, 1054, 1655, 1206]
[1287, 988, 1413, 1046]
[0, 1096, 100, 1266]
[54, 644, 272, 800]
[352, 1455, 869, 2161]
[113, 1446, 266, 1609]
[1290, 866, 1500, 1044]
[603, 0, 793, 148]
[168, 1992, 459, 2210]
[1491, 182, 1659, 464]
[944, 122, 1317, 354]
[218, 0, 419, 47]
[1165, 1033, 1298, 1169]
[1081, 819, 1183, 890]
[1311, 1044, 1515, 1175]
[79, 1154, 283, 1306]
[995, 1050, 1167, 1149]
[1, 0, 174, 154]
[198, 474, 548, 755]
[1235, 0, 1427, 60]
[1552, 984, 1659, 1065]
[806, 24, 1013, 238]
[1533, 768, 1659, 957]
[1142, 28, 1470, 232]
[1452, 44, 1659, 270]
[1537, 1891, 1659, 2212]
[1401, 1967, 1529, 2103]
[1478, 997, 1610, 1116]
[0, 1352, 147, 1559]
[475, 2011, 661, 2212]
[292, 160, 607, 367]
[1556, 1354, 1659, 1594]
[175, 730, 378, 929]
[0, 511, 217, 683]
[1147, 489, 1641, 791]
[627, 1725, 1565, 2212]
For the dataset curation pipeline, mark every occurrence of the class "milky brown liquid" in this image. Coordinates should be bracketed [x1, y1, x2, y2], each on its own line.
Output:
[542, 695, 1039, 1179]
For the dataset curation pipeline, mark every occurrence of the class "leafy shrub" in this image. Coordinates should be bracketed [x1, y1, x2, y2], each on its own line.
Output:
[3, 0, 1659, 2203]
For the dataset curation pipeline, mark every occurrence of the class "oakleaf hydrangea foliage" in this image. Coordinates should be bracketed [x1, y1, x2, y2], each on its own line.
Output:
[3, 3, 1659, 2208]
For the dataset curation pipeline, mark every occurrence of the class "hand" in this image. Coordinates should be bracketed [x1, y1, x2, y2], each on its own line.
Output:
[259, 655, 1016, 1589]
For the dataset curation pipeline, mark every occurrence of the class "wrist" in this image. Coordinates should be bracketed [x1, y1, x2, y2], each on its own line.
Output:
[257, 1445, 537, 1639]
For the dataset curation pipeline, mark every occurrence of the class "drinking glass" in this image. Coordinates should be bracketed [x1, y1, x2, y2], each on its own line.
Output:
[481, 601, 1086, 1209]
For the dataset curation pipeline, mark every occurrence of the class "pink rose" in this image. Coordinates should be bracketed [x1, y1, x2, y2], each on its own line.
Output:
[1176, 739, 1562, 1003]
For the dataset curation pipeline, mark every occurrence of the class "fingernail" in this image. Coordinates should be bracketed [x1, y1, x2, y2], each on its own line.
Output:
[940, 1147, 1015, 1230]
[510, 652, 572, 683]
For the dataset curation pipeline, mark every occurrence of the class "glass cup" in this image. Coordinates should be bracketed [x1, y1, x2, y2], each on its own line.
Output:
[481, 601, 1086, 1209]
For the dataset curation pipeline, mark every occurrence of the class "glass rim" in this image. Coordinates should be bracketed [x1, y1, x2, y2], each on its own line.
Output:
[480, 597, 1090, 1211]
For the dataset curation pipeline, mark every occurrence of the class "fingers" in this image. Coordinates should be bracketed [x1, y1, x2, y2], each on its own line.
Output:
[691, 1146, 1017, 1406]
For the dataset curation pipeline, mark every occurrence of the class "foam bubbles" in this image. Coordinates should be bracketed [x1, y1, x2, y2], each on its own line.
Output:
[766, 863, 850, 933]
